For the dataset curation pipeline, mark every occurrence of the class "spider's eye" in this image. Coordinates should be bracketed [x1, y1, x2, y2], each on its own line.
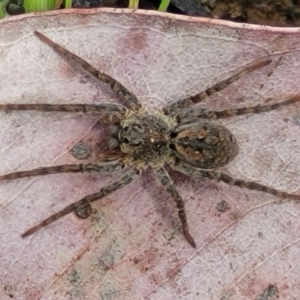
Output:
[123, 138, 141, 146]
[169, 143, 176, 151]
[133, 123, 142, 129]
[123, 126, 129, 132]
[170, 131, 178, 138]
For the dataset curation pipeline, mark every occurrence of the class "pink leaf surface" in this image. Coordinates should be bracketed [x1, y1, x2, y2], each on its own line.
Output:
[1, 8, 300, 300]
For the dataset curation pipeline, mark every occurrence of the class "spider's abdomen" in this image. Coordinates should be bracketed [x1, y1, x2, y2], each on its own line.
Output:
[172, 121, 238, 169]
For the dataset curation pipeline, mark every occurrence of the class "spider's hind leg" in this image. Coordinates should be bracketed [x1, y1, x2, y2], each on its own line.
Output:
[21, 161, 144, 237]
[172, 159, 300, 201]
[1, 158, 131, 235]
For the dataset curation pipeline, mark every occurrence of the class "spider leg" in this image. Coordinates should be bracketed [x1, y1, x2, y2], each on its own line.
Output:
[21, 161, 145, 237]
[153, 165, 196, 248]
[0, 157, 129, 181]
[172, 159, 300, 201]
[0, 102, 128, 124]
[163, 59, 271, 115]
[34, 31, 142, 113]
[175, 95, 300, 123]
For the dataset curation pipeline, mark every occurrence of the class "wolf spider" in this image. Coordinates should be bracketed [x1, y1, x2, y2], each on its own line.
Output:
[1, 31, 300, 248]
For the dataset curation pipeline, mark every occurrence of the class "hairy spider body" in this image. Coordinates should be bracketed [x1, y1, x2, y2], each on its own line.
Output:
[1, 31, 300, 248]
[172, 121, 238, 169]
[110, 110, 238, 169]
[114, 113, 172, 162]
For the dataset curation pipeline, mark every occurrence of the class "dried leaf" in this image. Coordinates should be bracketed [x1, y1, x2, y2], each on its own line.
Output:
[0, 8, 300, 299]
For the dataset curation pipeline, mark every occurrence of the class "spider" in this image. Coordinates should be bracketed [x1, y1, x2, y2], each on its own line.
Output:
[1, 31, 300, 248]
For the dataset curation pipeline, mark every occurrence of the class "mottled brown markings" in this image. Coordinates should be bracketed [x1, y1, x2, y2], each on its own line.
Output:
[172, 121, 238, 169]
[1, 31, 300, 248]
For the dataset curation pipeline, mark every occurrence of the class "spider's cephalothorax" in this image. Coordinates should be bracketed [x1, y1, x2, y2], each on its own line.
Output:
[110, 113, 172, 163]
[2, 31, 300, 248]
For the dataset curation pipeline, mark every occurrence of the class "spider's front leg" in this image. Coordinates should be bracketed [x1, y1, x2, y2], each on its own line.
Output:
[21, 161, 145, 237]
[34, 31, 142, 113]
[172, 159, 300, 201]
[153, 165, 196, 248]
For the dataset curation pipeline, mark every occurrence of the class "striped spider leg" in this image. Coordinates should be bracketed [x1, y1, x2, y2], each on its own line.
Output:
[164, 77, 300, 247]
[0, 31, 147, 238]
[1, 31, 299, 248]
